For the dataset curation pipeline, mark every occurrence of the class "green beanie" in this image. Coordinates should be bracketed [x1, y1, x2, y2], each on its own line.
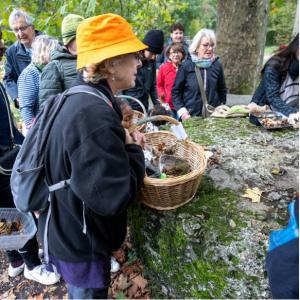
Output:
[61, 14, 84, 46]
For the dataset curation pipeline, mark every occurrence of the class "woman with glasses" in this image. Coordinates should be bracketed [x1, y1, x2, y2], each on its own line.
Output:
[37, 14, 146, 299]
[172, 28, 227, 120]
[157, 42, 185, 117]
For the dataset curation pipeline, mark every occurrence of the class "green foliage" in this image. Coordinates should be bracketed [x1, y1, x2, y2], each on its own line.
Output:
[0, 0, 219, 46]
[267, 0, 297, 45]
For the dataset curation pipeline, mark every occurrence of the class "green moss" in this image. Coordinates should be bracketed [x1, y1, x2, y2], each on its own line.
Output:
[129, 177, 250, 298]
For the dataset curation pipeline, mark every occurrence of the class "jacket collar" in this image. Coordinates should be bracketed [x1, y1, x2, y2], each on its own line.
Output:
[73, 75, 123, 120]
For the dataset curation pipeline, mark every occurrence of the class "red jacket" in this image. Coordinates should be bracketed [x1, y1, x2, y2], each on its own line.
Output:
[157, 61, 178, 110]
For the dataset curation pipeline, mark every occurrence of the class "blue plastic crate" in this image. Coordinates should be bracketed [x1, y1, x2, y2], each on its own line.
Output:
[0, 208, 37, 250]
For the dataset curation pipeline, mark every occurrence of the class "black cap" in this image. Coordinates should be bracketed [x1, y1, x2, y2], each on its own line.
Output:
[142, 30, 164, 55]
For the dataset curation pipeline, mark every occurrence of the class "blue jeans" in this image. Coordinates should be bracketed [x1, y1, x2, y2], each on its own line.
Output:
[67, 284, 108, 299]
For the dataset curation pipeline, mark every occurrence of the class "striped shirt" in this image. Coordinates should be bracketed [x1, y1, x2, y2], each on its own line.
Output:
[17, 63, 41, 128]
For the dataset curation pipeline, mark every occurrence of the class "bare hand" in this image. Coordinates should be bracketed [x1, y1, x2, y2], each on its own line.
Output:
[181, 112, 190, 121]
[125, 129, 146, 149]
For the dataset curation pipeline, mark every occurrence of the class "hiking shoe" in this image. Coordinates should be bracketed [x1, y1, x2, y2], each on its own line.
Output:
[8, 262, 25, 277]
[111, 256, 120, 273]
[24, 264, 60, 285]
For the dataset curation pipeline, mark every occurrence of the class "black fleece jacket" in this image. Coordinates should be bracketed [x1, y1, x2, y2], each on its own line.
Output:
[39, 77, 145, 262]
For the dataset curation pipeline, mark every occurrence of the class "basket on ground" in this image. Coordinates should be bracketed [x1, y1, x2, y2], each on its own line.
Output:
[140, 131, 207, 210]
[0, 208, 37, 250]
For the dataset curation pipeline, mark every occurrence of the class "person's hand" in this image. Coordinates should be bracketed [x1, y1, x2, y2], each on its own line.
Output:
[159, 94, 165, 102]
[181, 112, 190, 121]
[14, 98, 19, 109]
[125, 129, 146, 149]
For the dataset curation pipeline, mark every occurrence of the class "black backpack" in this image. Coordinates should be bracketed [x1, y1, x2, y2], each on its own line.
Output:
[10, 85, 112, 262]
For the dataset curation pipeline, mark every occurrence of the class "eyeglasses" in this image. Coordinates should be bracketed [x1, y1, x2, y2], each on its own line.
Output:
[200, 43, 215, 50]
[133, 52, 143, 61]
[12, 25, 31, 34]
[170, 50, 182, 55]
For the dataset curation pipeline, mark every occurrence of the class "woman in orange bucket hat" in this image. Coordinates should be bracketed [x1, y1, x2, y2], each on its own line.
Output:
[37, 14, 147, 299]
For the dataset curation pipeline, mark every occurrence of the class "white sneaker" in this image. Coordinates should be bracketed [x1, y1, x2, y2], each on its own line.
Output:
[8, 262, 25, 277]
[24, 264, 60, 285]
[111, 256, 120, 273]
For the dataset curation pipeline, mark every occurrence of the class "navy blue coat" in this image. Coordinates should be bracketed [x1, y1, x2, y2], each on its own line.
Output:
[3, 30, 41, 100]
[266, 200, 299, 299]
[172, 58, 227, 116]
[251, 60, 299, 116]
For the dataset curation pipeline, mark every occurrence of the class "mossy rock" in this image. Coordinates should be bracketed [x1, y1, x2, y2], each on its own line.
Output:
[129, 117, 298, 298]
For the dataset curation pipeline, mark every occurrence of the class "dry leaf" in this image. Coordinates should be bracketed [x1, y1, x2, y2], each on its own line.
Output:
[131, 275, 148, 290]
[114, 273, 131, 291]
[242, 187, 262, 203]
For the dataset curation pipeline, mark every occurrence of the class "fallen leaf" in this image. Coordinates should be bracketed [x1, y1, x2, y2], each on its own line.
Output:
[242, 187, 262, 203]
[132, 275, 148, 290]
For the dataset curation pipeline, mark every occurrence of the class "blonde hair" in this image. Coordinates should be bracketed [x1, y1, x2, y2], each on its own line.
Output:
[31, 35, 58, 65]
[189, 29, 216, 55]
[82, 54, 129, 84]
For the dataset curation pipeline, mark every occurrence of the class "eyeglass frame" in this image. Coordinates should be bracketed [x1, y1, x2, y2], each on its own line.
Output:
[12, 24, 32, 34]
[199, 43, 215, 50]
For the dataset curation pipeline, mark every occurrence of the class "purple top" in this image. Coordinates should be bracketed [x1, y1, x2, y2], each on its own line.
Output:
[50, 255, 110, 288]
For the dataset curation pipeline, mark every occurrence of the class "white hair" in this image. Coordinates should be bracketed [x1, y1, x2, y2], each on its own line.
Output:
[9, 9, 34, 29]
[189, 28, 216, 55]
[31, 35, 58, 65]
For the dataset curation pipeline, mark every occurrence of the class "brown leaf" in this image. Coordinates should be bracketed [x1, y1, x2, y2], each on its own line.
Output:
[122, 261, 143, 275]
[132, 275, 148, 290]
[114, 273, 131, 291]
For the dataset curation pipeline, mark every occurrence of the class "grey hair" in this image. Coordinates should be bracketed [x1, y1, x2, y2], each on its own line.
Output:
[9, 9, 34, 29]
[31, 35, 58, 65]
[189, 28, 216, 55]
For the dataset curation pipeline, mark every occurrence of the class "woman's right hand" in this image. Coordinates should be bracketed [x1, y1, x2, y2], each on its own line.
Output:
[181, 112, 191, 121]
[125, 129, 146, 149]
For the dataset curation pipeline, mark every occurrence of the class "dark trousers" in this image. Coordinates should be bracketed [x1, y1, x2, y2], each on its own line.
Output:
[1, 173, 40, 269]
[67, 284, 108, 299]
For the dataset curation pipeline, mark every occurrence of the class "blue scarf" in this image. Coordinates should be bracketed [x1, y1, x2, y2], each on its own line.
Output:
[191, 54, 216, 69]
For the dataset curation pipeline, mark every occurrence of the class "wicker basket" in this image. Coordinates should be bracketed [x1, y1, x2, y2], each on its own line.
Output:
[132, 110, 146, 132]
[140, 131, 207, 210]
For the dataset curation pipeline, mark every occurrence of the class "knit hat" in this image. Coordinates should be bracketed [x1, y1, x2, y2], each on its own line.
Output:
[142, 30, 164, 55]
[61, 14, 84, 46]
[76, 14, 147, 69]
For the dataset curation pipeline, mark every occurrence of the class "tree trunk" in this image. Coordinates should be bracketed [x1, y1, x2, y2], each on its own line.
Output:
[216, 0, 269, 94]
[293, 0, 299, 36]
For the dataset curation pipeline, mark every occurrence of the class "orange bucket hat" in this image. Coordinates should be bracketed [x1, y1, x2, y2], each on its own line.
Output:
[76, 14, 147, 69]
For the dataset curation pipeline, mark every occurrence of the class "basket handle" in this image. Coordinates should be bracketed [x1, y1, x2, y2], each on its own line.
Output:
[116, 95, 148, 117]
[129, 115, 180, 132]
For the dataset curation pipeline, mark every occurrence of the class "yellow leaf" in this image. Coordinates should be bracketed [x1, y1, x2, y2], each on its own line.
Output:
[242, 187, 262, 203]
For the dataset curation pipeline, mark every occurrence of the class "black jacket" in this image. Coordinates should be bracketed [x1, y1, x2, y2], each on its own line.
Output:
[0, 83, 23, 147]
[172, 58, 227, 117]
[4, 30, 41, 100]
[123, 59, 158, 112]
[39, 77, 145, 262]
